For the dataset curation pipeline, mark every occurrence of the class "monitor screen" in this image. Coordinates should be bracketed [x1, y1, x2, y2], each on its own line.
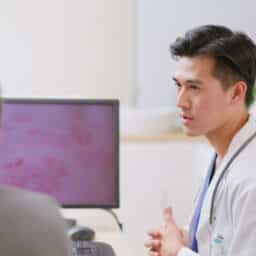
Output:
[0, 98, 119, 208]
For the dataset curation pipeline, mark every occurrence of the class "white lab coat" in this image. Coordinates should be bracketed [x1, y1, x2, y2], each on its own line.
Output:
[179, 116, 256, 256]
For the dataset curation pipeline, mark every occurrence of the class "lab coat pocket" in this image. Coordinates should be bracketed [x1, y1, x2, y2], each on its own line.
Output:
[210, 233, 226, 256]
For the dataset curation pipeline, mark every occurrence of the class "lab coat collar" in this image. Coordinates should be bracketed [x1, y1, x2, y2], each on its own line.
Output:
[223, 115, 256, 160]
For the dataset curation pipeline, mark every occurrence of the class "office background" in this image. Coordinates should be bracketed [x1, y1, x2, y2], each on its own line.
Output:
[0, 1, 256, 255]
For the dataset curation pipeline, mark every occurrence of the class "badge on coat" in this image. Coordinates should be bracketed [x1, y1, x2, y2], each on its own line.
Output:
[211, 233, 225, 256]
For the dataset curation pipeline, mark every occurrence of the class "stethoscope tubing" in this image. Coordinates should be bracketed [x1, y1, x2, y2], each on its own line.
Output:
[209, 131, 256, 225]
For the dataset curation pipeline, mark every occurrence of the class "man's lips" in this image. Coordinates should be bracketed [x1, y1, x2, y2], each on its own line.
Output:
[181, 114, 194, 120]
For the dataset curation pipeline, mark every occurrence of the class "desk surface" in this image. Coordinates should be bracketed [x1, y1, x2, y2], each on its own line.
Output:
[121, 130, 206, 143]
[61, 209, 132, 256]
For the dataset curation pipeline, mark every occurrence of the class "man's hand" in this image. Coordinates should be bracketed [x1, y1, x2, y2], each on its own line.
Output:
[161, 207, 184, 256]
[145, 207, 185, 256]
[145, 229, 162, 256]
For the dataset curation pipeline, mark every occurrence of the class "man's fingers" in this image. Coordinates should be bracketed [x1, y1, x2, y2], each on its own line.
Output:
[163, 207, 179, 229]
[148, 251, 159, 256]
[145, 239, 161, 256]
[147, 229, 162, 238]
[144, 239, 161, 249]
[163, 207, 173, 223]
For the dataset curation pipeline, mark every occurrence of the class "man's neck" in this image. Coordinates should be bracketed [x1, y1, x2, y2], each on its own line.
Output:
[206, 111, 249, 161]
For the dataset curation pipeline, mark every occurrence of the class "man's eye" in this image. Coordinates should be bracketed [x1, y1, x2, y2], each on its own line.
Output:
[174, 83, 181, 89]
[190, 85, 199, 90]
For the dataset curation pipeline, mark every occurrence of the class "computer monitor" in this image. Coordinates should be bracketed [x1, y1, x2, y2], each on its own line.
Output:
[0, 98, 119, 208]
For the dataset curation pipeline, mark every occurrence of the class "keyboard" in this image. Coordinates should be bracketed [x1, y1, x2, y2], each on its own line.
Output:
[71, 240, 116, 256]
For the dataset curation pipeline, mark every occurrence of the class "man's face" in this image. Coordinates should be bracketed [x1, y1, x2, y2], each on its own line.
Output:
[174, 56, 233, 137]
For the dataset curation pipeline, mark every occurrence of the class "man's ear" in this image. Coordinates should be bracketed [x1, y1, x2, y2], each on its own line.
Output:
[230, 81, 247, 104]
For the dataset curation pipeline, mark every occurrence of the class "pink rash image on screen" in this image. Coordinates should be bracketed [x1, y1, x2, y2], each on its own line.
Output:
[0, 102, 117, 206]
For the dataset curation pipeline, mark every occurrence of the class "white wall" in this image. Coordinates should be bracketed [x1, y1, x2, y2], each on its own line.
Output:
[0, 0, 135, 104]
[137, 0, 256, 107]
[2, 0, 256, 108]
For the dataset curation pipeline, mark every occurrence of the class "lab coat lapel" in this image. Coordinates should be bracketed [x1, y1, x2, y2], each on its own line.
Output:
[196, 157, 226, 235]
[197, 116, 256, 237]
[195, 158, 228, 255]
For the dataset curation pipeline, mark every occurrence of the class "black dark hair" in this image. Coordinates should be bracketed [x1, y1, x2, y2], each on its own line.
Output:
[170, 25, 256, 107]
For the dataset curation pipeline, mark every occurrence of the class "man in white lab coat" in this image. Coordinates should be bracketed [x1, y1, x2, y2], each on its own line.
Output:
[145, 25, 256, 256]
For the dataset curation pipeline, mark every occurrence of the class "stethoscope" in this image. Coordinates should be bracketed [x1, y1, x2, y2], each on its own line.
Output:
[209, 130, 256, 225]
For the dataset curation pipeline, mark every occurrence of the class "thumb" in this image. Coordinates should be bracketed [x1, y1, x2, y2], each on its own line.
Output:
[163, 207, 175, 225]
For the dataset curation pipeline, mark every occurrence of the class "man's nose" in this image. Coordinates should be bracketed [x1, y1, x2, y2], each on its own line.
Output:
[176, 88, 190, 109]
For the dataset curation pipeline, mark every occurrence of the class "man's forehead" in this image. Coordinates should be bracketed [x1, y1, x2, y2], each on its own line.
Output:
[174, 56, 215, 81]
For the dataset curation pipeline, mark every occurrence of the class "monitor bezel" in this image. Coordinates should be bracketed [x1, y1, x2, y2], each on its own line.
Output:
[2, 97, 120, 209]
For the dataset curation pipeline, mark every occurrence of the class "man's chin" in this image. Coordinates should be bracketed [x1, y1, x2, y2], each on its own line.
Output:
[182, 126, 201, 137]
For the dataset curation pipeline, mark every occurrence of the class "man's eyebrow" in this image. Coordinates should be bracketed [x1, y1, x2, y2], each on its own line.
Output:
[172, 77, 203, 85]
[186, 79, 203, 84]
